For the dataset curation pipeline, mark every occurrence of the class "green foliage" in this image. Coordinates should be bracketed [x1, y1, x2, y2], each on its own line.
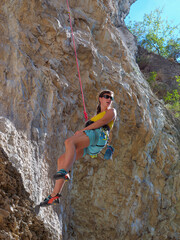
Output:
[126, 8, 180, 62]
[164, 76, 180, 118]
[146, 72, 180, 119]
[147, 71, 157, 86]
[165, 39, 180, 60]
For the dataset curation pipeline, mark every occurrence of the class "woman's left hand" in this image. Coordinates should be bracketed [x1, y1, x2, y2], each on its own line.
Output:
[74, 130, 84, 136]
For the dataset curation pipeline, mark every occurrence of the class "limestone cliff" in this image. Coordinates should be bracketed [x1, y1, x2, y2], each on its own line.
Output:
[137, 46, 180, 99]
[0, 148, 54, 239]
[0, 0, 179, 240]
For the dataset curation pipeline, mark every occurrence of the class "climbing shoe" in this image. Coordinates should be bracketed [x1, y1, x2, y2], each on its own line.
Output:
[53, 169, 70, 181]
[39, 193, 61, 207]
[34, 194, 61, 214]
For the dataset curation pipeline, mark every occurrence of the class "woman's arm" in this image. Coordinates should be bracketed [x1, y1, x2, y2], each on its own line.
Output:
[75, 109, 116, 135]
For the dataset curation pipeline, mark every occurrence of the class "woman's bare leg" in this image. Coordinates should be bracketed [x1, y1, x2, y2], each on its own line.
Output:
[51, 132, 89, 196]
[51, 148, 84, 196]
[63, 132, 90, 171]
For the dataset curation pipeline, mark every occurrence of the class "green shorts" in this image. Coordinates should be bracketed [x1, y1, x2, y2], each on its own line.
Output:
[83, 128, 108, 157]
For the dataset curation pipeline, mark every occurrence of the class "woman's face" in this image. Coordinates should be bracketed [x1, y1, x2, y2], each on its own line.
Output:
[99, 93, 113, 109]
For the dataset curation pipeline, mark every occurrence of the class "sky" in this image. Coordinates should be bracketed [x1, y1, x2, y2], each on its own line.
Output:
[125, 0, 180, 37]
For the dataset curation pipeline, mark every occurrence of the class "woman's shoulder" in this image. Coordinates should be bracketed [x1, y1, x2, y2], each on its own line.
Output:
[106, 108, 117, 115]
[106, 108, 117, 120]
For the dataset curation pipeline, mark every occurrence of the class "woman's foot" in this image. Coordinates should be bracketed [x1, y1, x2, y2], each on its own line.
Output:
[40, 193, 61, 207]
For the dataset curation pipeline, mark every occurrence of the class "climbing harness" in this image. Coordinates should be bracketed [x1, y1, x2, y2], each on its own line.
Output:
[89, 127, 109, 158]
[66, 0, 88, 121]
[100, 128, 109, 141]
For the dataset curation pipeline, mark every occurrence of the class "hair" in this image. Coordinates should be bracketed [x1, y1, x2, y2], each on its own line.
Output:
[96, 90, 114, 114]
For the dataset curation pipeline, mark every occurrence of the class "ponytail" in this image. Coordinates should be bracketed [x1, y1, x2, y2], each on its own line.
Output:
[97, 102, 101, 114]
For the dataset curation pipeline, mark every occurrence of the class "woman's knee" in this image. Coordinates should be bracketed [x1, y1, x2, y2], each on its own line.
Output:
[65, 137, 74, 147]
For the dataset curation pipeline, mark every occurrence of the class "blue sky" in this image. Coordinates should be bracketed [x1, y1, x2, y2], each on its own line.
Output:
[125, 0, 180, 36]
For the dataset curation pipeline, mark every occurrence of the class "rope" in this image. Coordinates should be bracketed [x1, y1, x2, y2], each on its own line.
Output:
[66, 0, 88, 122]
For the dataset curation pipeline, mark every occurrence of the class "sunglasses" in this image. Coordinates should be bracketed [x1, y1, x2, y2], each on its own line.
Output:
[102, 94, 114, 101]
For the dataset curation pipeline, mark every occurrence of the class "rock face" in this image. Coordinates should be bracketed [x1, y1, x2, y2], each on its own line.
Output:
[0, 148, 54, 239]
[137, 46, 180, 98]
[0, 0, 179, 240]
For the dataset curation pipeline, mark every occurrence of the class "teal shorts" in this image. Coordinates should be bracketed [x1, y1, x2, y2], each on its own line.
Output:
[83, 128, 108, 157]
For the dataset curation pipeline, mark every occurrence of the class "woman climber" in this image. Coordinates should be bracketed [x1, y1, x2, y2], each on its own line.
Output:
[37, 89, 116, 209]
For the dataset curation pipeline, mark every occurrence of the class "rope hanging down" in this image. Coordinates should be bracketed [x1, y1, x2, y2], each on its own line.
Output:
[66, 0, 88, 122]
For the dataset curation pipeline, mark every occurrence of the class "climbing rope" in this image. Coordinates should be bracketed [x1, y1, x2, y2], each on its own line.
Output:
[66, 0, 88, 121]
